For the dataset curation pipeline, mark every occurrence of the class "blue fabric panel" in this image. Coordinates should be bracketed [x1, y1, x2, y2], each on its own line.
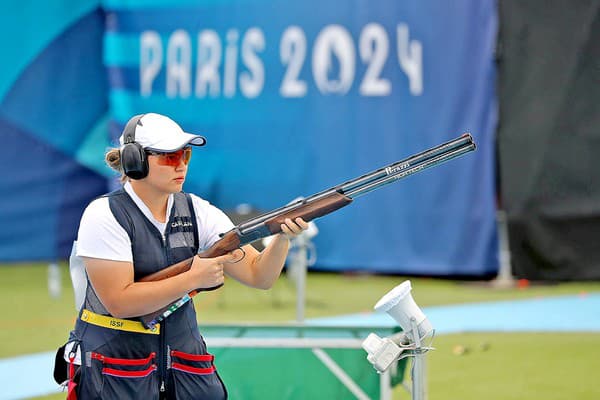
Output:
[0, 8, 109, 261]
[0, 120, 107, 260]
[0, 0, 100, 100]
[0, 8, 109, 156]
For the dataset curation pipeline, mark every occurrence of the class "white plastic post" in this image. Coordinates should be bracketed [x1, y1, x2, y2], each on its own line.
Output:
[493, 209, 515, 287]
[288, 234, 308, 323]
[48, 261, 61, 298]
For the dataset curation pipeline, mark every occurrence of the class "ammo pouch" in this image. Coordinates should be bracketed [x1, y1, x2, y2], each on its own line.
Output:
[53, 341, 81, 399]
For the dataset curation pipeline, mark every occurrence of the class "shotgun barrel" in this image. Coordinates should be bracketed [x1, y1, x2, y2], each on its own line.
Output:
[234, 133, 475, 243]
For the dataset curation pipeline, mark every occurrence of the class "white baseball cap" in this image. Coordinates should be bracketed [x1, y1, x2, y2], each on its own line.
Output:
[119, 113, 206, 152]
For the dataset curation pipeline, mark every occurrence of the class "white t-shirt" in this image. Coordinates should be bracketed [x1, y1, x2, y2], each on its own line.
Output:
[76, 182, 235, 262]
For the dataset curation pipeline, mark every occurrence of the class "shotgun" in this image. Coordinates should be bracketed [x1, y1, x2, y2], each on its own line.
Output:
[139, 133, 476, 328]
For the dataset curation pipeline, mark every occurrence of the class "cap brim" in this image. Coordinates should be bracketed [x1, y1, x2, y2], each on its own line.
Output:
[187, 135, 207, 147]
[145, 133, 207, 152]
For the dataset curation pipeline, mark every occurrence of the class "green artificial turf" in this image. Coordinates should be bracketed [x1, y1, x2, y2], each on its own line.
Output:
[1, 263, 599, 399]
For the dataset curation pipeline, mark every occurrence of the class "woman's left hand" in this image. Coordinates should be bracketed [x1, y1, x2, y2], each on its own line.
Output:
[280, 217, 310, 239]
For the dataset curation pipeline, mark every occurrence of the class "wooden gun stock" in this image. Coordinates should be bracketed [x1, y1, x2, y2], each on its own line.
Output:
[138, 257, 194, 283]
[138, 230, 243, 283]
[138, 231, 242, 326]
[140, 193, 351, 284]
[137, 194, 351, 327]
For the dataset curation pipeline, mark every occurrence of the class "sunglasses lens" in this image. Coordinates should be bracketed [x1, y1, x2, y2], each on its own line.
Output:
[152, 148, 192, 166]
[183, 147, 192, 163]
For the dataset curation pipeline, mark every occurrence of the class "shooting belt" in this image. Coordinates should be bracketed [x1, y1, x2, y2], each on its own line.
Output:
[80, 309, 160, 335]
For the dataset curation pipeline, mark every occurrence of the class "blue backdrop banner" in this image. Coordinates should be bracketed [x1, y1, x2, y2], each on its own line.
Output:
[103, 0, 499, 275]
[1, 0, 498, 276]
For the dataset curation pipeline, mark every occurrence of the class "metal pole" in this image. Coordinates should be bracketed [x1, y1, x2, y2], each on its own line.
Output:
[379, 369, 392, 400]
[410, 317, 426, 400]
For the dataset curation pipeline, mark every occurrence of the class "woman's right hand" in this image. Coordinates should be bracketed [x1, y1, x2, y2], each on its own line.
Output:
[189, 253, 239, 289]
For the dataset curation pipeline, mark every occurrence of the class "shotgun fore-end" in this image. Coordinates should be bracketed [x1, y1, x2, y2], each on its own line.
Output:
[264, 191, 352, 233]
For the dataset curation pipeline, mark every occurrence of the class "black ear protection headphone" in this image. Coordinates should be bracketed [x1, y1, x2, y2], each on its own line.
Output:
[120, 114, 148, 180]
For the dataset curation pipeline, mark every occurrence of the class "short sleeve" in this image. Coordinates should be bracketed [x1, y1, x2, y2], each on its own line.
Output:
[76, 197, 133, 262]
[190, 194, 235, 251]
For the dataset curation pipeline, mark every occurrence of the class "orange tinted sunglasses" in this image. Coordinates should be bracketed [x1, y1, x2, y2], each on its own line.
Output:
[146, 147, 192, 167]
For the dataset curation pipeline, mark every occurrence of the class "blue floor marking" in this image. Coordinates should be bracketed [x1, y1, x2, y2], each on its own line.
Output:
[306, 293, 600, 334]
[0, 351, 59, 400]
[1, 293, 599, 399]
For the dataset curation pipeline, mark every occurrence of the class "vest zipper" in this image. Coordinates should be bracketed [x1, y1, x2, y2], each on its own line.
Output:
[159, 321, 167, 396]
[162, 234, 171, 265]
[160, 232, 169, 396]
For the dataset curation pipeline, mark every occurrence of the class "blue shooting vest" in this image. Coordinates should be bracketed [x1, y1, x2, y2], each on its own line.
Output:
[70, 189, 227, 399]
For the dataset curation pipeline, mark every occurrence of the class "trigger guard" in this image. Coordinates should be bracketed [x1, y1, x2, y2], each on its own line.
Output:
[232, 247, 246, 263]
